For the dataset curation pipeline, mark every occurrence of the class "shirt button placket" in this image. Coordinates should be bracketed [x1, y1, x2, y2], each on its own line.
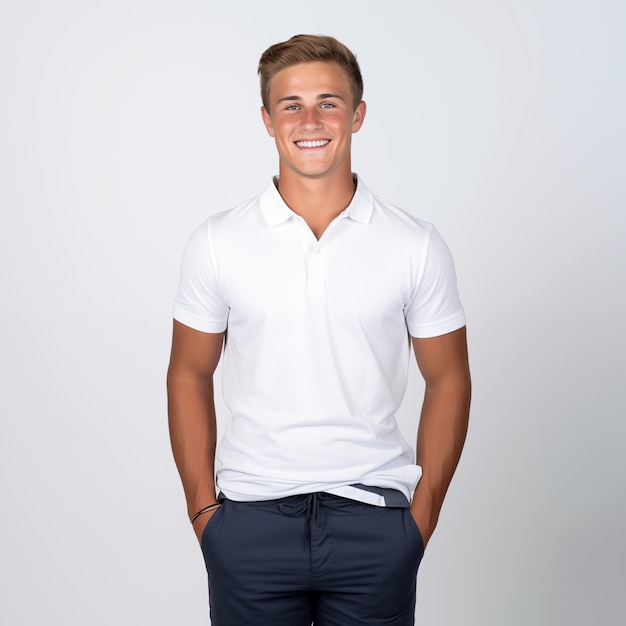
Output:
[307, 243, 325, 295]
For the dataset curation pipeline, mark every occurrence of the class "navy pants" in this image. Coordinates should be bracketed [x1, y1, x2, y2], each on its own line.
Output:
[200, 493, 424, 625]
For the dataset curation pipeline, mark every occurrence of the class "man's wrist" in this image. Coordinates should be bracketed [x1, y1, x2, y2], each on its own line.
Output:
[411, 484, 440, 546]
[190, 502, 221, 524]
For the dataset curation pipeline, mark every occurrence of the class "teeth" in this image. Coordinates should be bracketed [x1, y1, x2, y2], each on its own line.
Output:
[296, 140, 329, 148]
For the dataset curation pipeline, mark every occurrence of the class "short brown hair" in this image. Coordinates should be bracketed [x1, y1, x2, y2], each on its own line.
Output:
[258, 34, 364, 111]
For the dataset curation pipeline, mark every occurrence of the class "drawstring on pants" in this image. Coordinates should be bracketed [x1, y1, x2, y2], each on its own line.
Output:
[277, 492, 324, 547]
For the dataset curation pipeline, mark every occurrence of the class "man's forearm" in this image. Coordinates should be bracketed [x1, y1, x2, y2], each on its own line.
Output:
[167, 374, 219, 519]
[411, 374, 471, 545]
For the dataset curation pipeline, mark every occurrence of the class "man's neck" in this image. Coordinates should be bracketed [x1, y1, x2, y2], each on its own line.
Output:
[276, 168, 357, 240]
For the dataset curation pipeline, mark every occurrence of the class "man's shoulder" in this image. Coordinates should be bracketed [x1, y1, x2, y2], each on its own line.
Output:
[356, 177, 433, 235]
[368, 192, 435, 244]
[195, 184, 271, 240]
[206, 192, 263, 227]
[185, 180, 280, 257]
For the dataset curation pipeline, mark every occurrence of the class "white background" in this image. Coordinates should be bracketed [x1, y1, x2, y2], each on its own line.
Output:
[1, 1, 624, 624]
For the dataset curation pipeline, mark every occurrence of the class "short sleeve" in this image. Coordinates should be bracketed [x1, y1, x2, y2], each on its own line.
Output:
[173, 220, 229, 333]
[404, 226, 466, 338]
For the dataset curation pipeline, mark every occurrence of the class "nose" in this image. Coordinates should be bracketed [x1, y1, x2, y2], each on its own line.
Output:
[300, 107, 322, 131]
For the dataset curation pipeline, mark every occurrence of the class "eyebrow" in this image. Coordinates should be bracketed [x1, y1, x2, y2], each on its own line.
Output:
[276, 93, 345, 104]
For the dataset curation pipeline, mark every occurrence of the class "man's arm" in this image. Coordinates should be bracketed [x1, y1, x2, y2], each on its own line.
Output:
[167, 320, 225, 542]
[410, 326, 471, 548]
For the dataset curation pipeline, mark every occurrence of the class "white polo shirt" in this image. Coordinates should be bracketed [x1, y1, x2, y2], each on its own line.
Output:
[174, 175, 466, 504]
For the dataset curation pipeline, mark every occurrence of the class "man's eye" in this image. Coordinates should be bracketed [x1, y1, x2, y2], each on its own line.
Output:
[286, 104, 300, 110]
[320, 102, 335, 109]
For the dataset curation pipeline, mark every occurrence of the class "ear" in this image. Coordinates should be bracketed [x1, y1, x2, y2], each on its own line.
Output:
[351, 101, 367, 133]
[261, 106, 275, 138]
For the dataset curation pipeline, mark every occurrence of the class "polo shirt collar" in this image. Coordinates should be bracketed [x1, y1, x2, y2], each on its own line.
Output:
[259, 174, 374, 228]
[346, 174, 374, 224]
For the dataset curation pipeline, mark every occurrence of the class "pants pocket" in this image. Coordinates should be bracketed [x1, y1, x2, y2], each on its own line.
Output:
[200, 500, 227, 548]
[404, 508, 425, 556]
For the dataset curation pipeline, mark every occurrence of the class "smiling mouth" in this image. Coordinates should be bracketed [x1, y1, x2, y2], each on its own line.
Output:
[295, 139, 330, 148]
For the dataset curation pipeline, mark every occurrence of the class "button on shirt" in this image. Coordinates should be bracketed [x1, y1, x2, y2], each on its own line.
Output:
[173, 175, 466, 503]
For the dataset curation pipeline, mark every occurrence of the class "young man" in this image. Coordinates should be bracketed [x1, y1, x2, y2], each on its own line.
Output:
[168, 34, 471, 626]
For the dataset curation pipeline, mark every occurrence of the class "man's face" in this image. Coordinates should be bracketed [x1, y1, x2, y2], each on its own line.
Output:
[261, 61, 366, 181]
